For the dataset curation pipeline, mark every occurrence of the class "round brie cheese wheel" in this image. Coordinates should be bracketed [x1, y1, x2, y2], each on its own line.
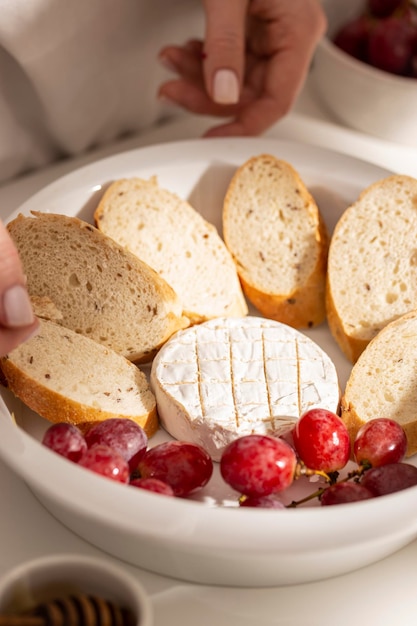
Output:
[151, 316, 340, 461]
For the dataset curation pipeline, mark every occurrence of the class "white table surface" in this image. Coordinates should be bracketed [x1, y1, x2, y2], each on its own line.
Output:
[1, 77, 417, 626]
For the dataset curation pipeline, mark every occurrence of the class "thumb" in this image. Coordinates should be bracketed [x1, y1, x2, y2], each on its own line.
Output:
[203, 0, 249, 105]
[0, 220, 35, 328]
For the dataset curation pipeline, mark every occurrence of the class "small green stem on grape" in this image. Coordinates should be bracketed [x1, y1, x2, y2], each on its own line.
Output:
[294, 461, 339, 485]
[287, 486, 327, 507]
[288, 463, 373, 507]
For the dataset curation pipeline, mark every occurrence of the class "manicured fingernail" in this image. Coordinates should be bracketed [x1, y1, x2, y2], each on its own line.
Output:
[3, 284, 35, 327]
[212, 69, 239, 104]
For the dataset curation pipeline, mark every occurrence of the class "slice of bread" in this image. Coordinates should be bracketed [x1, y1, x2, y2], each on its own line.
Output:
[326, 174, 417, 363]
[222, 154, 329, 329]
[94, 176, 248, 325]
[0, 318, 158, 436]
[7, 212, 188, 363]
[341, 309, 417, 457]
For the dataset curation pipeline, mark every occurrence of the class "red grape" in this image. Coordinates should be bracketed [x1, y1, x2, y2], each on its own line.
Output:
[353, 418, 407, 467]
[220, 434, 297, 497]
[360, 462, 417, 496]
[368, 15, 417, 74]
[332, 2, 417, 78]
[138, 441, 213, 497]
[130, 477, 175, 496]
[85, 418, 147, 472]
[239, 494, 286, 509]
[368, 0, 406, 18]
[334, 16, 372, 61]
[292, 409, 350, 473]
[42, 422, 87, 463]
[411, 53, 417, 76]
[320, 481, 374, 506]
[78, 444, 130, 483]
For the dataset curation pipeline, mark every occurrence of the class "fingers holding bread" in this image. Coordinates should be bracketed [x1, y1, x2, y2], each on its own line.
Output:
[0, 219, 39, 357]
[6, 212, 188, 364]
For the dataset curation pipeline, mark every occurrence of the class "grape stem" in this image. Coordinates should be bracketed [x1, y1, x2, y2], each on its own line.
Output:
[287, 463, 370, 508]
[295, 461, 339, 484]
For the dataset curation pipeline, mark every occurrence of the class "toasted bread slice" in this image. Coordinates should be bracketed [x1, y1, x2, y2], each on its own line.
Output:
[326, 174, 417, 363]
[94, 176, 248, 324]
[7, 212, 188, 363]
[341, 309, 417, 457]
[222, 154, 329, 329]
[0, 318, 158, 436]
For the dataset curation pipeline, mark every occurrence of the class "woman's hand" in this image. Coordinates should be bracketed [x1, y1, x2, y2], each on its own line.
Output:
[158, 0, 326, 136]
[0, 220, 38, 357]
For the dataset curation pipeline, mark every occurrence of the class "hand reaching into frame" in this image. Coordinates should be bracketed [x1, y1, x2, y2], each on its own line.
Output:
[0, 220, 38, 357]
[158, 0, 326, 137]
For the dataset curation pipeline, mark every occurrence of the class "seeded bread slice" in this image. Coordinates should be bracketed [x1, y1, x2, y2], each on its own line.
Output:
[326, 174, 417, 363]
[0, 318, 158, 436]
[7, 212, 188, 363]
[341, 309, 417, 457]
[94, 176, 248, 325]
[222, 154, 329, 329]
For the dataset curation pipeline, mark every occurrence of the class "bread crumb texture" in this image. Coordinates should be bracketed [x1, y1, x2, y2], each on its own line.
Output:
[94, 176, 247, 324]
[341, 310, 417, 456]
[327, 175, 417, 362]
[7, 212, 187, 363]
[222, 154, 329, 329]
[0, 319, 158, 436]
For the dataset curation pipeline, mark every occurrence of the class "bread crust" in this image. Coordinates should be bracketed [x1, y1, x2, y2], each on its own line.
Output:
[94, 176, 248, 324]
[1, 358, 159, 436]
[7, 212, 188, 363]
[325, 279, 369, 363]
[0, 319, 159, 437]
[223, 155, 329, 329]
[340, 309, 417, 456]
[326, 174, 417, 363]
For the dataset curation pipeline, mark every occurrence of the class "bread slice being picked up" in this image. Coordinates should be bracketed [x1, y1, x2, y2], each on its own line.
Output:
[94, 176, 248, 325]
[341, 309, 417, 457]
[326, 174, 417, 363]
[222, 154, 329, 329]
[7, 212, 188, 363]
[0, 318, 158, 436]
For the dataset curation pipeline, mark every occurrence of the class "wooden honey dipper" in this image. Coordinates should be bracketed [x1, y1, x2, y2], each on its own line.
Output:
[0, 592, 136, 626]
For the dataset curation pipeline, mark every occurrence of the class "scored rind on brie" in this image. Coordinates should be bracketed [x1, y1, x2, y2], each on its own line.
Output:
[151, 317, 340, 461]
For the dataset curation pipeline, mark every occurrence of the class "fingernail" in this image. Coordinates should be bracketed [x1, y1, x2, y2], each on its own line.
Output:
[212, 69, 239, 105]
[3, 284, 35, 327]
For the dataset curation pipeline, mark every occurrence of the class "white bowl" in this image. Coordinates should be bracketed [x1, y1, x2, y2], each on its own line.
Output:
[0, 553, 153, 625]
[1, 137, 417, 588]
[311, 0, 417, 146]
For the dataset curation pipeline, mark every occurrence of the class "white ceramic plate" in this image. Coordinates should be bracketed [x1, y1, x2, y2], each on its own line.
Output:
[1, 136, 417, 587]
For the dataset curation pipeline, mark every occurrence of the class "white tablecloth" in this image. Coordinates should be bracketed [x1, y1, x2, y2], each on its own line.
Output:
[1, 78, 417, 626]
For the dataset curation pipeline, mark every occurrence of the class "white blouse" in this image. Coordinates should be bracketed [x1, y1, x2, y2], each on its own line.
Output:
[0, 0, 203, 184]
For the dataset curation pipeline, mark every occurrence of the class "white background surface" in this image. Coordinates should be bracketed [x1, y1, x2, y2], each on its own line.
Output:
[1, 77, 417, 625]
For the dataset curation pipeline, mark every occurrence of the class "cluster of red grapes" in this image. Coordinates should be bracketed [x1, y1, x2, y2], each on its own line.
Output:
[42, 409, 417, 508]
[42, 419, 213, 498]
[220, 409, 417, 508]
[333, 0, 417, 77]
